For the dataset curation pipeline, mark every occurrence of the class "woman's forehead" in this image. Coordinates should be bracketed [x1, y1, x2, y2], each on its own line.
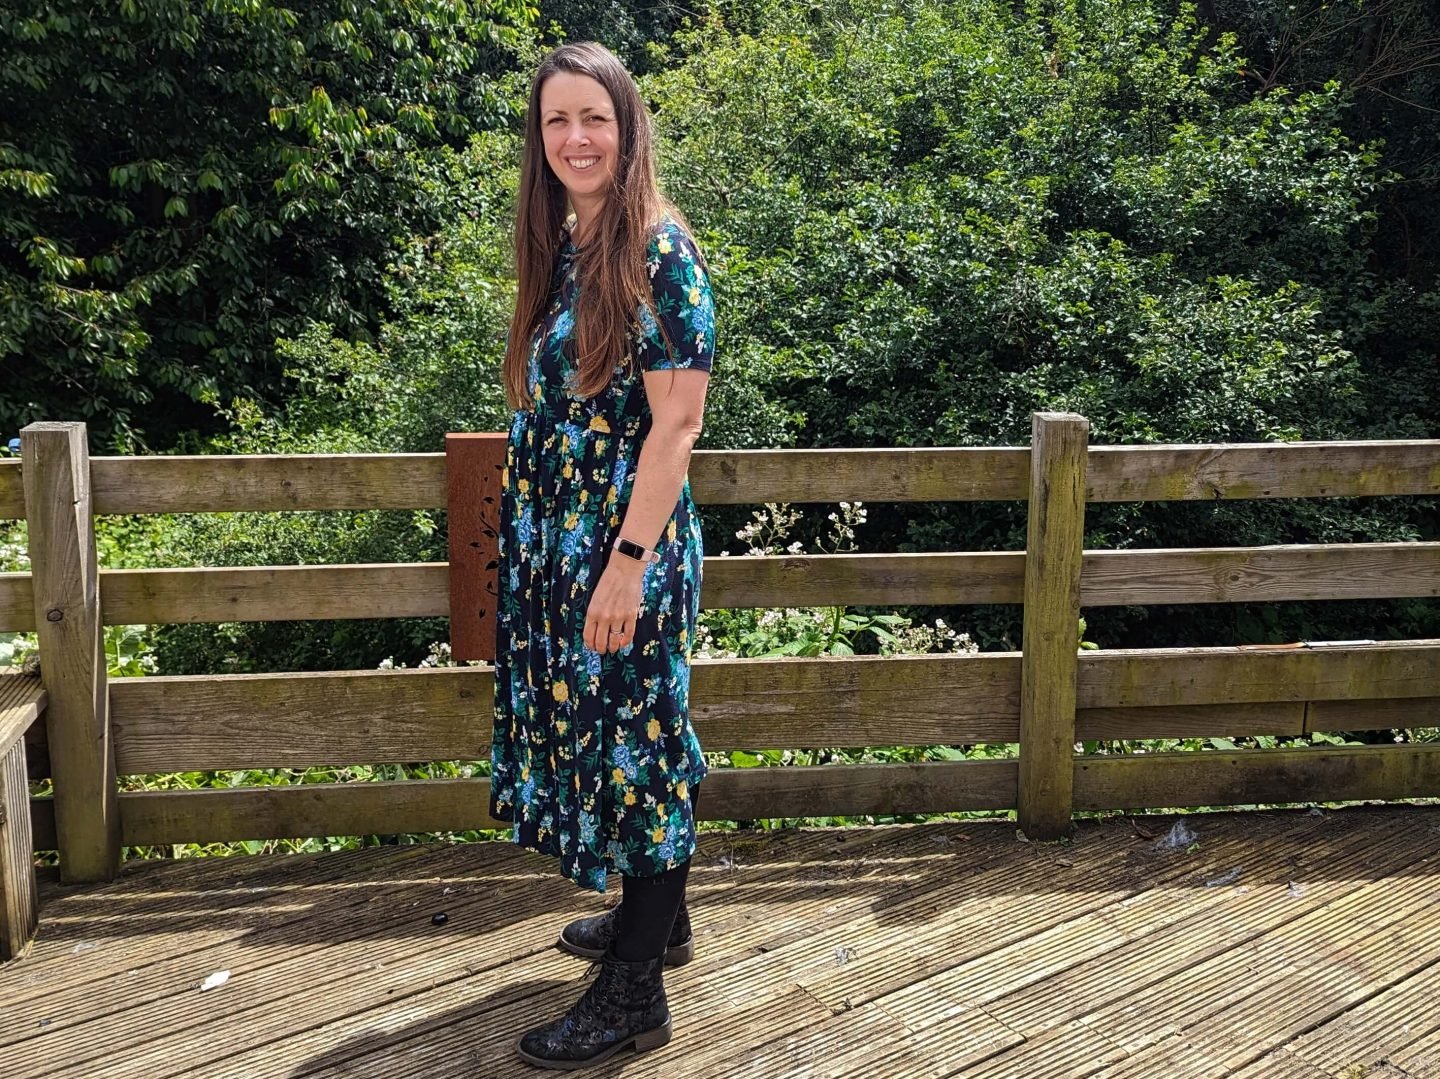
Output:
[540, 71, 615, 114]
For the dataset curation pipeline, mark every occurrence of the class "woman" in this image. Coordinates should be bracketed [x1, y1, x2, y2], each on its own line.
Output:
[489, 41, 714, 1070]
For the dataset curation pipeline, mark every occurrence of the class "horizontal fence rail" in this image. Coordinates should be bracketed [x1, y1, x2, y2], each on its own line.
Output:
[29, 743, 1440, 848]
[3, 439, 1440, 519]
[71, 642, 1440, 773]
[1, 542, 1437, 633]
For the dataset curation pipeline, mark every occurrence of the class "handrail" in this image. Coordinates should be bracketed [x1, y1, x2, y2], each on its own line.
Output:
[2, 438, 1439, 519]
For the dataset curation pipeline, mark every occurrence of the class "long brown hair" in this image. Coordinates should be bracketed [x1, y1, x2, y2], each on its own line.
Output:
[504, 42, 689, 410]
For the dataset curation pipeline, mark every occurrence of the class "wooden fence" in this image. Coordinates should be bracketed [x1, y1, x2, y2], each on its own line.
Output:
[1, 417, 1438, 926]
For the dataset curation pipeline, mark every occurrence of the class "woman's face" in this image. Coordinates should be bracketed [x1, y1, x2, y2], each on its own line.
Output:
[539, 72, 620, 211]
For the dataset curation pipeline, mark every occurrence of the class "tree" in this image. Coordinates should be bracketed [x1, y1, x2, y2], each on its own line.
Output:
[0, 0, 533, 450]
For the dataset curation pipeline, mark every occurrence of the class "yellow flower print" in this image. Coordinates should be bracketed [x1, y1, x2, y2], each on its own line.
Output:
[516, 478, 530, 495]
[612, 767, 625, 784]
[651, 827, 666, 843]
[564, 512, 579, 530]
[552, 680, 569, 703]
[688, 286, 701, 307]
[624, 790, 637, 806]
[657, 235, 673, 255]
[647, 717, 661, 741]
[666, 519, 677, 543]
[500, 467, 508, 487]
[589, 415, 611, 433]
[562, 462, 573, 479]
[677, 779, 689, 801]
[556, 719, 568, 735]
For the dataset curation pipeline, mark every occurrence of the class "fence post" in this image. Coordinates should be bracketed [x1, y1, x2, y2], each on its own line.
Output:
[21, 422, 119, 882]
[1017, 411, 1089, 842]
[445, 432, 508, 663]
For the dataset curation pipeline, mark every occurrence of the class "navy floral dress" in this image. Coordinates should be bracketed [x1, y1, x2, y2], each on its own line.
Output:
[490, 218, 713, 892]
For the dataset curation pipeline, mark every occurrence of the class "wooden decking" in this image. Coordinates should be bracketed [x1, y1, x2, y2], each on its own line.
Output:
[3, 804, 1439, 1078]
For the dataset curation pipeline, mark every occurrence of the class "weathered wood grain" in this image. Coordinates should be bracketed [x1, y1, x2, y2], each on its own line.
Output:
[113, 760, 1018, 845]
[0, 674, 45, 758]
[445, 432, 506, 662]
[1086, 440, 1440, 502]
[87, 453, 450, 514]
[98, 740, 1426, 848]
[1076, 702, 1306, 739]
[100, 564, 450, 624]
[61, 541, 1440, 630]
[1305, 696, 1440, 733]
[1074, 743, 1440, 809]
[0, 574, 32, 633]
[1076, 641, 1440, 707]
[2, 438, 1433, 520]
[0, 736, 38, 961]
[0, 461, 20, 521]
[107, 659, 1021, 772]
[106, 645, 1440, 773]
[0, 676, 45, 924]
[1080, 542, 1440, 605]
[1018, 413, 1088, 841]
[30, 797, 52, 851]
[116, 780, 505, 846]
[0, 677, 44, 962]
[21, 423, 118, 883]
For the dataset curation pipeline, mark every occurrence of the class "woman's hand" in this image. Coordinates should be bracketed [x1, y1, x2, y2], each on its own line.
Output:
[583, 554, 649, 654]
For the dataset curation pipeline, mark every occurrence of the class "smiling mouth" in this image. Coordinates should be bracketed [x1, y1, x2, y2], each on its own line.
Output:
[567, 157, 600, 171]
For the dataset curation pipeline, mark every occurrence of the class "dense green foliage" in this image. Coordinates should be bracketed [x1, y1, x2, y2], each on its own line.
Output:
[0, 0, 532, 450]
[637, 0, 1437, 649]
[143, 0, 1439, 675]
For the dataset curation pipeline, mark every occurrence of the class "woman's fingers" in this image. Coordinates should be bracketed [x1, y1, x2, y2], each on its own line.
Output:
[584, 608, 639, 654]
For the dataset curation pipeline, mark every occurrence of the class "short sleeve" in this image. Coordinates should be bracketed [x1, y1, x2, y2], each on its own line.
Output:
[636, 223, 715, 373]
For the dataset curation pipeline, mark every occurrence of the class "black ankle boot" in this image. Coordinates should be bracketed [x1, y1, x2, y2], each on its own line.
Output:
[557, 900, 694, 966]
[516, 947, 672, 1069]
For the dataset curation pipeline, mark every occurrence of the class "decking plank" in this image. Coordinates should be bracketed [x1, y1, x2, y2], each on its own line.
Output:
[20, 824, 971, 1078]
[726, 807, 1336, 1014]
[1256, 955, 1440, 1076]
[206, 822, 1027, 1079]
[870, 807, 1351, 1031]
[973, 833, 1440, 1078]
[981, 814, 1440, 1041]
[137, 823, 986, 1079]
[1, 806, 1437, 1079]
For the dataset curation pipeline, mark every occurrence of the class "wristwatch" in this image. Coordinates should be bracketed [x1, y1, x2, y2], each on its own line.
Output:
[614, 537, 661, 564]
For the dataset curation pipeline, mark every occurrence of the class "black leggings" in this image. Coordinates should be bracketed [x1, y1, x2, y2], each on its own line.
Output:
[614, 784, 700, 962]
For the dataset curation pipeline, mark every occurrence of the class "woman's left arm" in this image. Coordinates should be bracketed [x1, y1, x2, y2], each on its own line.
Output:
[584, 372, 709, 655]
[583, 226, 716, 656]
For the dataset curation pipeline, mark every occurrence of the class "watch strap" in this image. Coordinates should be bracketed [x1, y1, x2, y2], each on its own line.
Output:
[614, 537, 660, 564]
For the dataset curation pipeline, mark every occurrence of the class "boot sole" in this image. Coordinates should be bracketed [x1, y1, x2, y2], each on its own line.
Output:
[516, 1017, 673, 1070]
[555, 931, 694, 967]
